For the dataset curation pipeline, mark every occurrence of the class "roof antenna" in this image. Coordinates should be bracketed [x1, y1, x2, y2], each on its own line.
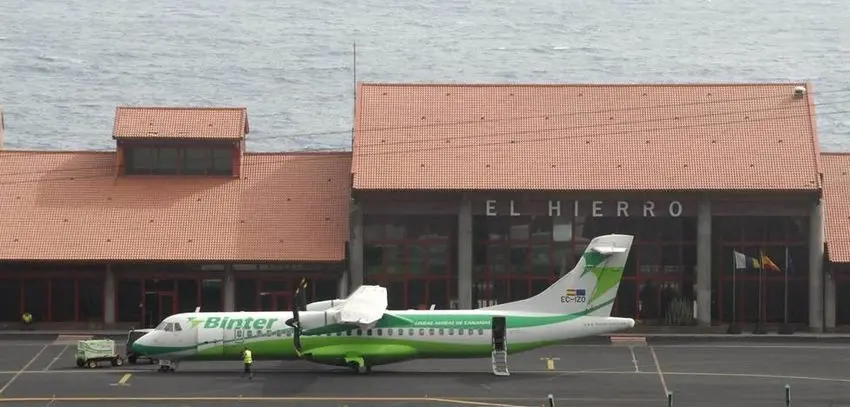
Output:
[351, 41, 357, 147]
[194, 306, 201, 313]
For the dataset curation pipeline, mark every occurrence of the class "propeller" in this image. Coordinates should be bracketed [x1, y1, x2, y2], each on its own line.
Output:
[285, 278, 309, 355]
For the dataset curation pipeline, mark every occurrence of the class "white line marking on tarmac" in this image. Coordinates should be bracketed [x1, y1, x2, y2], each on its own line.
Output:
[661, 371, 850, 384]
[0, 344, 49, 395]
[649, 346, 669, 397]
[651, 344, 850, 350]
[629, 346, 640, 373]
[44, 345, 69, 371]
[0, 343, 56, 347]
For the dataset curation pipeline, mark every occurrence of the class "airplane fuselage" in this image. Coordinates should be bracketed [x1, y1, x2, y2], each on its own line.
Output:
[133, 309, 634, 367]
[132, 234, 638, 372]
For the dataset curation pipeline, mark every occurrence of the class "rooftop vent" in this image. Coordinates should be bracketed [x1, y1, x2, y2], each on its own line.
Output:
[794, 86, 806, 98]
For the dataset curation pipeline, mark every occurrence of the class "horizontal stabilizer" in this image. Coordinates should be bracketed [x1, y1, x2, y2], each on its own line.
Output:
[590, 245, 628, 255]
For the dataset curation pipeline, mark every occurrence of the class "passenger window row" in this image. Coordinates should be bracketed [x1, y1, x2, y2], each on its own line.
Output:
[333, 328, 487, 337]
[227, 327, 488, 339]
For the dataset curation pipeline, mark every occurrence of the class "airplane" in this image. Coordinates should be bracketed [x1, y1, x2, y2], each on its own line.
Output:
[131, 233, 636, 375]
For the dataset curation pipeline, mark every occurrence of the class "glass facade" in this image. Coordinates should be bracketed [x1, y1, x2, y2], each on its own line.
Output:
[361, 202, 815, 326]
[834, 264, 850, 326]
[117, 271, 339, 328]
[0, 277, 105, 323]
[116, 277, 225, 327]
[363, 215, 458, 309]
[471, 214, 697, 321]
[713, 216, 810, 325]
[235, 276, 339, 312]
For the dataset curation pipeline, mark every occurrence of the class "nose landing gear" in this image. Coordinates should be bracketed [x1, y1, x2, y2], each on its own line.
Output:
[157, 360, 179, 372]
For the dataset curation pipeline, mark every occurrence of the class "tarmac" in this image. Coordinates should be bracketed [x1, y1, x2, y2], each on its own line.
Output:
[1, 335, 850, 406]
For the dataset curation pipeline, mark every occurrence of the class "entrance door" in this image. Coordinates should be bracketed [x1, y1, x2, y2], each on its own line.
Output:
[142, 292, 176, 328]
[260, 292, 291, 311]
[158, 293, 176, 322]
[491, 316, 506, 351]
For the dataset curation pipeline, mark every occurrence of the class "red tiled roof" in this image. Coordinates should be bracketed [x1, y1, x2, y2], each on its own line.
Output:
[352, 83, 821, 191]
[0, 106, 5, 149]
[0, 151, 351, 262]
[112, 107, 249, 140]
[822, 153, 850, 263]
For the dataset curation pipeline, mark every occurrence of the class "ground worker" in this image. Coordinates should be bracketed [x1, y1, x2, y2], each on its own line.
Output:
[241, 346, 253, 379]
[21, 312, 32, 330]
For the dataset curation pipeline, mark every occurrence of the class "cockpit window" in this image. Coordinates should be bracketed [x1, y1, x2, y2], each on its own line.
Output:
[174, 323, 182, 331]
[164, 323, 174, 332]
[155, 321, 167, 330]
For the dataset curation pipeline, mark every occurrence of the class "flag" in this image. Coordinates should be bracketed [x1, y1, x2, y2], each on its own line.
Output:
[734, 251, 761, 269]
[760, 250, 781, 272]
[733, 251, 747, 269]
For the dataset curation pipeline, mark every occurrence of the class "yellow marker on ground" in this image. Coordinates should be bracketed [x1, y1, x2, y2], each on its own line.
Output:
[111, 373, 132, 386]
[539, 357, 560, 371]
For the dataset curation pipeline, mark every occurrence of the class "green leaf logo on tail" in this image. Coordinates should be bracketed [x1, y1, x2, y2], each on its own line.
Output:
[580, 251, 607, 277]
[187, 317, 205, 328]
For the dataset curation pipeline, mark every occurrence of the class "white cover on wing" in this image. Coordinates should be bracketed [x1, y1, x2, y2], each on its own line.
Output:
[337, 285, 388, 326]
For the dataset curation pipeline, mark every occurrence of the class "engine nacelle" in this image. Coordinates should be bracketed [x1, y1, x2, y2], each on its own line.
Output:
[305, 299, 346, 312]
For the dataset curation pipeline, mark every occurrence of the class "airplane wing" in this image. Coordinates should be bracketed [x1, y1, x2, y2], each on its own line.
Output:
[336, 285, 388, 328]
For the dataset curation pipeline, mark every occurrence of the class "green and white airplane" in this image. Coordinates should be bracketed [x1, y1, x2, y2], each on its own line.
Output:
[132, 233, 636, 375]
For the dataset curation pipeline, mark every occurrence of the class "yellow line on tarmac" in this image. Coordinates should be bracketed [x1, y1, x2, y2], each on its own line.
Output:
[0, 396, 531, 405]
[427, 397, 532, 407]
[118, 373, 132, 385]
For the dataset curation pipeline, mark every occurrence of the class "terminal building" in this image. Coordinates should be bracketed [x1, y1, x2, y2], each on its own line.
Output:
[0, 83, 849, 333]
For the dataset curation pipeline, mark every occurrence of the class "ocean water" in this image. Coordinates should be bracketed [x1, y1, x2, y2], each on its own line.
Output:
[1, 0, 848, 152]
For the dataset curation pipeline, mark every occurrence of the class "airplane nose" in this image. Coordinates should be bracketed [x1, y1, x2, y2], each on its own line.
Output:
[132, 335, 149, 354]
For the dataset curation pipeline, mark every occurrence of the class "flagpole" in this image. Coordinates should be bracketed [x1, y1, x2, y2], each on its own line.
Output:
[731, 250, 736, 325]
[756, 249, 765, 333]
[784, 246, 789, 325]
[728, 249, 742, 334]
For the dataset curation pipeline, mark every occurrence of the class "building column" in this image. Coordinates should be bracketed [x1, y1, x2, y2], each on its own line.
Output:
[338, 269, 350, 299]
[349, 199, 365, 292]
[825, 269, 836, 332]
[104, 264, 116, 324]
[809, 199, 825, 332]
[696, 200, 712, 326]
[457, 194, 473, 310]
[223, 265, 235, 312]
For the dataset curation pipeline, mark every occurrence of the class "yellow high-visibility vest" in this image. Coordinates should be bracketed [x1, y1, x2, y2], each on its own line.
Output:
[243, 350, 253, 364]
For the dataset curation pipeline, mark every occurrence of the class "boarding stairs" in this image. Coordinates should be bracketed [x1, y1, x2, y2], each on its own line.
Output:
[491, 338, 510, 376]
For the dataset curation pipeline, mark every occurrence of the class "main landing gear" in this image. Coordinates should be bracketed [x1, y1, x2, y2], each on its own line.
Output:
[346, 356, 371, 374]
[157, 360, 179, 372]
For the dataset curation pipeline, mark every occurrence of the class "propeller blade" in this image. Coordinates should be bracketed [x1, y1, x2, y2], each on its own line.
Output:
[288, 282, 303, 354]
[297, 278, 308, 311]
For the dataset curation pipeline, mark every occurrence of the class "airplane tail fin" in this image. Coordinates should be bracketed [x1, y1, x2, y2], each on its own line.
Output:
[479, 234, 633, 316]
